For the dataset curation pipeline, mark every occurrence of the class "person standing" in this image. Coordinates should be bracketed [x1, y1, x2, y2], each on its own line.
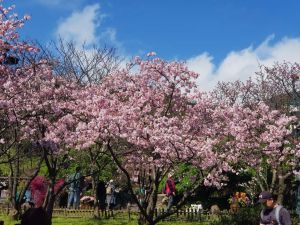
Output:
[67, 166, 82, 209]
[96, 180, 106, 211]
[258, 191, 292, 225]
[106, 180, 115, 210]
[24, 188, 33, 206]
[164, 173, 176, 212]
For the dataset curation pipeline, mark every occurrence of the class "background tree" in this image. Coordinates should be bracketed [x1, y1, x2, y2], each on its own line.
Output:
[211, 63, 300, 204]
[37, 39, 121, 85]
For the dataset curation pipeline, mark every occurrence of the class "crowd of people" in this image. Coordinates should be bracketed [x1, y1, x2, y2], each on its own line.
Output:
[0, 170, 177, 213]
[0, 169, 298, 225]
[0, 167, 121, 211]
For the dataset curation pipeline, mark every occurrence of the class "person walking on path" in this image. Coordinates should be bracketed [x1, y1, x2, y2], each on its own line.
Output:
[163, 172, 176, 212]
[258, 191, 292, 225]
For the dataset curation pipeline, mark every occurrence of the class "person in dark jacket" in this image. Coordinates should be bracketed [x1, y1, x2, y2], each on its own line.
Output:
[96, 180, 106, 211]
[258, 191, 292, 225]
[21, 207, 49, 225]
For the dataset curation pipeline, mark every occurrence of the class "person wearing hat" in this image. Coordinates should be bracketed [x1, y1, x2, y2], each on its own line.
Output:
[258, 191, 291, 225]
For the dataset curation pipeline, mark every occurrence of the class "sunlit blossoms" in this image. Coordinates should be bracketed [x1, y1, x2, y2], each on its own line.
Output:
[1, 1, 300, 223]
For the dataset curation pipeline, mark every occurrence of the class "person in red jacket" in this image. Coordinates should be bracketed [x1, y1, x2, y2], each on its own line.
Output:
[164, 172, 176, 212]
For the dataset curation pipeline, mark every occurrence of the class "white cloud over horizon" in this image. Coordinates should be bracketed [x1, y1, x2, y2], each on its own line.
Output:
[187, 36, 300, 91]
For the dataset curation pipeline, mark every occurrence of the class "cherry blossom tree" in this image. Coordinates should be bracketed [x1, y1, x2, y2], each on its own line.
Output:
[212, 62, 300, 113]
[211, 62, 300, 203]
[0, 1, 48, 217]
[56, 55, 249, 225]
[0, 2, 82, 221]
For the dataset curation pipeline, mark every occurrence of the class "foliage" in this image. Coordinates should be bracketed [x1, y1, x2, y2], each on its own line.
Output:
[211, 206, 262, 225]
[174, 163, 199, 195]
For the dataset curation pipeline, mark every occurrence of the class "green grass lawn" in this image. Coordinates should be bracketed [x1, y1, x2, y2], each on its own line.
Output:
[0, 215, 208, 225]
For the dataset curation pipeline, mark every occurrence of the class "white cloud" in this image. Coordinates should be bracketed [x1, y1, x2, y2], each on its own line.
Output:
[187, 36, 300, 91]
[56, 4, 102, 46]
[54, 4, 131, 75]
[55, 3, 124, 54]
[99, 27, 123, 50]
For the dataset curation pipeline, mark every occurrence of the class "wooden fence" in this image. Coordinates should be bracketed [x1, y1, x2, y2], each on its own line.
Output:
[0, 206, 221, 222]
[1, 206, 300, 224]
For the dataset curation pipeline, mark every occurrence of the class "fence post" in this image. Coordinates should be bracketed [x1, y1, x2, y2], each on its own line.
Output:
[127, 203, 131, 221]
[189, 209, 194, 221]
[161, 208, 165, 221]
[111, 209, 114, 218]
[6, 202, 9, 215]
[186, 208, 189, 221]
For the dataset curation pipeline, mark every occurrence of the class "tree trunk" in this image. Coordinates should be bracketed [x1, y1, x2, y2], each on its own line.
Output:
[277, 167, 287, 205]
[138, 217, 156, 225]
[43, 153, 57, 225]
[45, 197, 55, 225]
[138, 191, 157, 225]
[107, 143, 155, 225]
[44, 178, 56, 225]
[270, 169, 277, 192]
[8, 148, 21, 220]
[277, 178, 285, 204]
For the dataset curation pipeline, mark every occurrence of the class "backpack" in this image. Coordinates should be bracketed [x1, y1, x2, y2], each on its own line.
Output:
[260, 205, 283, 225]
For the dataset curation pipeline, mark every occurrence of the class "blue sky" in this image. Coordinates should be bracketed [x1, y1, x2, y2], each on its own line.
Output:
[12, 0, 300, 89]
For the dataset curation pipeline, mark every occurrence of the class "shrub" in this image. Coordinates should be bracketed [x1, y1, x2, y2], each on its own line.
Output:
[211, 206, 261, 225]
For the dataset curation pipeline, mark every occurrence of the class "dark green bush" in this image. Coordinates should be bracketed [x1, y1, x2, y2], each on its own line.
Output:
[211, 206, 261, 225]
